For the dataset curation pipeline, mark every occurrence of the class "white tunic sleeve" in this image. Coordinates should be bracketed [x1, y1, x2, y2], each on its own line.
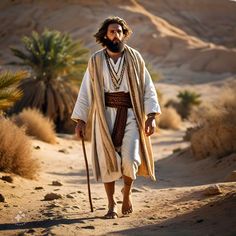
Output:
[71, 68, 93, 123]
[144, 67, 161, 115]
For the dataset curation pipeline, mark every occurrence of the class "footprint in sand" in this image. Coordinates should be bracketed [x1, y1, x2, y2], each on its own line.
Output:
[81, 225, 95, 229]
[0, 194, 5, 202]
[96, 207, 106, 210]
[66, 194, 74, 199]
[35, 186, 44, 190]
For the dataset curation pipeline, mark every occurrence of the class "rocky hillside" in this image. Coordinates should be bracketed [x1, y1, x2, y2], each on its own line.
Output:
[0, 0, 236, 79]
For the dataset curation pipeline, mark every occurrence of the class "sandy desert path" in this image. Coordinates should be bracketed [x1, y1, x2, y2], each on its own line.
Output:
[0, 127, 236, 236]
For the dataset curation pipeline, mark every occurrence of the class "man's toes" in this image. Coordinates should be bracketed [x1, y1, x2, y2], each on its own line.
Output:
[104, 206, 118, 219]
[128, 207, 133, 214]
[122, 206, 133, 215]
[104, 212, 118, 219]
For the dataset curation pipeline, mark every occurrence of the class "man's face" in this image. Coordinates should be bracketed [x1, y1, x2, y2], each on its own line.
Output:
[106, 23, 124, 42]
[104, 23, 125, 53]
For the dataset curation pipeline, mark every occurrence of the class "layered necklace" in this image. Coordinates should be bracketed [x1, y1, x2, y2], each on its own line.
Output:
[104, 50, 126, 91]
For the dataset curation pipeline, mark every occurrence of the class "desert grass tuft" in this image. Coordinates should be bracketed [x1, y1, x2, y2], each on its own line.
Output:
[190, 83, 236, 159]
[0, 117, 38, 179]
[157, 107, 181, 130]
[13, 108, 56, 144]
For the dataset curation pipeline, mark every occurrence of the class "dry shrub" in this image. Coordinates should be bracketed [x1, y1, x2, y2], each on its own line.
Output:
[13, 108, 56, 144]
[157, 107, 181, 130]
[190, 83, 236, 159]
[0, 117, 38, 179]
[165, 99, 183, 118]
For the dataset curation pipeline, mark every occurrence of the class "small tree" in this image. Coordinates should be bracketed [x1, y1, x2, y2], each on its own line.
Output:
[9, 29, 89, 132]
[0, 70, 27, 113]
[177, 90, 201, 119]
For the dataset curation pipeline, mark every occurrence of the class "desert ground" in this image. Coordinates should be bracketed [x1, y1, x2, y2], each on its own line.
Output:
[0, 125, 236, 236]
[0, 0, 236, 235]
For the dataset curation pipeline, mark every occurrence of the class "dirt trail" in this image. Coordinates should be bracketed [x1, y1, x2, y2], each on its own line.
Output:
[0, 127, 236, 236]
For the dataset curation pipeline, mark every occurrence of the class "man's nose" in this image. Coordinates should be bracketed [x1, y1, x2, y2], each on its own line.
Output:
[114, 31, 120, 37]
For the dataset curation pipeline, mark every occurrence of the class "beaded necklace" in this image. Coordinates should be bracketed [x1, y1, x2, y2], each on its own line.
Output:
[104, 50, 126, 91]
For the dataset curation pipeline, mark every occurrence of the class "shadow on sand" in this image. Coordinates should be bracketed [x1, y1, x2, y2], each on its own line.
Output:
[134, 150, 236, 190]
[0, 215, 102, 231]
[107, 192, 236, 236]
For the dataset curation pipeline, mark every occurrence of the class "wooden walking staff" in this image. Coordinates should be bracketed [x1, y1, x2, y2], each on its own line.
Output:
[81, 136, 94, 212]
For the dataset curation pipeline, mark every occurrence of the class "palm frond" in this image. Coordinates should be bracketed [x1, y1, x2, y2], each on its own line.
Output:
[0, 71, 28, 89]
[0, 71, 28, 111]
[177, 90, 201, 106]
[10, 29, 88, 82]
[8, 29, 89, 132]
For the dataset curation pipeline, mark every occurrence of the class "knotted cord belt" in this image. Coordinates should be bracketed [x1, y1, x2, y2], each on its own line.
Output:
[105, 92, 133, 148]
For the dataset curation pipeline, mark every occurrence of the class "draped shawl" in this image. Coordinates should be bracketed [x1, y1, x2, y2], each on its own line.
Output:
[88, 45, 156, 181]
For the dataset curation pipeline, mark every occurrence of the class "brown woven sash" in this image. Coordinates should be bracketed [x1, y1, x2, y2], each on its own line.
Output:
[105, 92, 132, 148]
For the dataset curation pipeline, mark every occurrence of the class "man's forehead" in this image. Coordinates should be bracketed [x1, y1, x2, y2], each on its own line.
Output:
[108, 23, 122, 30]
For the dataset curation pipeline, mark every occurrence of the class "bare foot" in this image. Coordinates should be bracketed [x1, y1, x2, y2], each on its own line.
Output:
[104, 203, 118, 219]
[122, 197, 133, 215]
[121, 188, 133, 215]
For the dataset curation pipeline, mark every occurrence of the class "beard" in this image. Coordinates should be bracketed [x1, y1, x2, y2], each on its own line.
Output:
[103, 37, 125, 53]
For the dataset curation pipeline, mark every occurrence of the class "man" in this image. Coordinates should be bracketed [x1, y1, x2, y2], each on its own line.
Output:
[71, 16, 161, 219]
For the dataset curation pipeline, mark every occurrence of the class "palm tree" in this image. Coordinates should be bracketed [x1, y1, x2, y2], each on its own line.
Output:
[177, 90, 201, 119]
[0, 71, 27, 113]
[178, 90, 201, 107]
[8, 29, 89, 132]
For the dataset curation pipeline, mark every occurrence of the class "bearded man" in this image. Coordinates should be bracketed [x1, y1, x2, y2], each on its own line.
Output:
[71, 16, 161, 219]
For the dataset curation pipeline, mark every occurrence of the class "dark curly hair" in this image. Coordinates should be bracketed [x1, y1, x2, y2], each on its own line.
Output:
[94, 16, 132, 46]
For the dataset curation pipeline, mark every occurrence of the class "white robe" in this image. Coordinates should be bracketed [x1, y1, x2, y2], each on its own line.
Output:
[71, 55, 161, 183]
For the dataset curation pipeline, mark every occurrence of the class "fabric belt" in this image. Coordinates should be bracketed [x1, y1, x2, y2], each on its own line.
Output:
[105, 92, 133, 148]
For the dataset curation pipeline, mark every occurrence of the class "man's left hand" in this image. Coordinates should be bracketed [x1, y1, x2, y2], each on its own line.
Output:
[145, 116, 156, 136]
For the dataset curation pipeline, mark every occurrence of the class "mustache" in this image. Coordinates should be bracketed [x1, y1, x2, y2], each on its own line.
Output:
[103, 37, 125, 53]
[113, 38, 121, 42]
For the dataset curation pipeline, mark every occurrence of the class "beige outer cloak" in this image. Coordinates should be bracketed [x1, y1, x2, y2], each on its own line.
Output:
[72, 45, 161, 182]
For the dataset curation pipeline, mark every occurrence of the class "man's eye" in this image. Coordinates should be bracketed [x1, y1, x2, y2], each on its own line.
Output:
[109, 30, 122, 34]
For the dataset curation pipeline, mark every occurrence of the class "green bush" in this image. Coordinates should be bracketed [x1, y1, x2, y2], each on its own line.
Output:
[177, 90, 201, 119]
[9, 29, 88, 133]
